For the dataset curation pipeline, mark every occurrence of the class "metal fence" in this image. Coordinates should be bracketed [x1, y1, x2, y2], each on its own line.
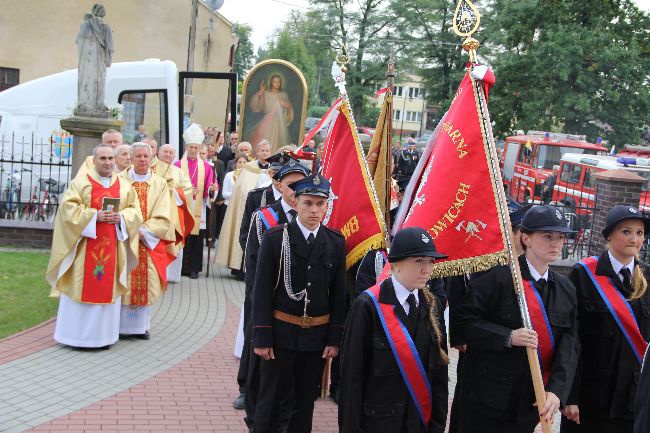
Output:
[0, 134, 71, 222]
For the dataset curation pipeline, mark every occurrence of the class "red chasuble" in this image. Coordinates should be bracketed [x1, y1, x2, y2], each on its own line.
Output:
[130, 181, 174, 306]
[81, 176, 120, 304]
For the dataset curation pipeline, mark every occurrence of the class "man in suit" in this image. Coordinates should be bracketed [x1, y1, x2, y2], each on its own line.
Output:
[237, 157, 311, 426]
[217, 131, 236, 166]
[251, 173, 346, 433]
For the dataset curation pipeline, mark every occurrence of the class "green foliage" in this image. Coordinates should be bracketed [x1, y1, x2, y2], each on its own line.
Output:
[0, 251, 57, 339]
[232, 22, 255, 79]
[483, 0, 650, 144]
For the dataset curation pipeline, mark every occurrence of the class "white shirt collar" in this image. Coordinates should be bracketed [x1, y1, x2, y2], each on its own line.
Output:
[526, 257, 549, 281]
[295, 217, 320, 241]
[608, 251, 635, 279]
[391, 275, 419, 315]
[272, 185, 282, 201]
[128, 167, 151, 182]
[280, 199, 294, 221]
[97, 175, 112, 188]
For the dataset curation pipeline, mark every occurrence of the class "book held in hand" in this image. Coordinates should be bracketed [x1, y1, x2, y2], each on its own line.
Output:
[102, 197, 120, 212]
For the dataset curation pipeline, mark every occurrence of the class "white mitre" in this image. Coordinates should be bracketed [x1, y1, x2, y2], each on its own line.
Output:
[183, 123, 205, 145]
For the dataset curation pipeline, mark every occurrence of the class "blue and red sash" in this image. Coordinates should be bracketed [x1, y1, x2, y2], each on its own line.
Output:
[522, 279, 555, 385]
[258, 207, 280, 229]
[579, 256, 648, 364]
[365, 283, 432, 428]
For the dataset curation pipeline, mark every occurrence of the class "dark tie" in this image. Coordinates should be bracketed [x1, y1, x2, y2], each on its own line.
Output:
[288, 209, 297, 221]
[620, 268, 633, 292]
[406, 293, 418, 334]
[307, 232, 315, 246]
[535, 278, 547, 291]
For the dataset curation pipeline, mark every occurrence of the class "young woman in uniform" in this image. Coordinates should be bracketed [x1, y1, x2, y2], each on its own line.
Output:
[561, 205, 650, 433]
[456, 205, 580, 432]
[339, 226, 449, 433]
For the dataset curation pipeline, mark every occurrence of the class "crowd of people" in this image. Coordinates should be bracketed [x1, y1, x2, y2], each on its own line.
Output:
[44, 123, 650, 433]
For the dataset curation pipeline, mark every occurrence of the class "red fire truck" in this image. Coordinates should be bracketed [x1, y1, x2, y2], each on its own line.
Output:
[500, 131, 608, 204]
[553, 153, 650, 213]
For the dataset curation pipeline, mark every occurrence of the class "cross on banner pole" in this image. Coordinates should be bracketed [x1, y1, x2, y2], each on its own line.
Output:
[451, 2, 552, 432]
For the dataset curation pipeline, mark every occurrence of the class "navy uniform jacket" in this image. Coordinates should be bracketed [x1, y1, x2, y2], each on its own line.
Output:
[397, 149, 420, 178]
[243, 200, 289, 291]
[456, 255, 580, 424]
[339, 278, 449, 433]
[238, 185, 278, 252]
[565, 252, 650, 421]
[251, 219, 346, 351]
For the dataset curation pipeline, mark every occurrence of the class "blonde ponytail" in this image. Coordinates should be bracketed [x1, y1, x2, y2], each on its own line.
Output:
[420, 288, 449, 365]
[630, 257, 647, 301]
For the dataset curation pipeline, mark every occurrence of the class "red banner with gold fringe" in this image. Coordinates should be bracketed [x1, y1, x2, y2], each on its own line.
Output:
[321, 100, 387, 269]
[395, 68, 507, 277]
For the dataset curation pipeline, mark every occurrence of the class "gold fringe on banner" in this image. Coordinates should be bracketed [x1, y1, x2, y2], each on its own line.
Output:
[430, 249, 509, 278]
[346, 233, 386, 270]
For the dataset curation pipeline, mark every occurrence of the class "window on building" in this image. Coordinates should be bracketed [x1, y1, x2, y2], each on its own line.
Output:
[0, 67, 19, 91]
[118, 90, 168, 145]
[394, 86, 403, 97]
[405, 111, 422, 122]
[409, 87, 422, 99]
[393, 109, 402, 121]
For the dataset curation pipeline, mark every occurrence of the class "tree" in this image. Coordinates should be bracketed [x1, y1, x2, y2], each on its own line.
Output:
[232, 23, 255, 79]
[483, 0, 650, 145]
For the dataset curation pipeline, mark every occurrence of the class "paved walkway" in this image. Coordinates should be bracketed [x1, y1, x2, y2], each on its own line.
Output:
[0, 259, 560, 432]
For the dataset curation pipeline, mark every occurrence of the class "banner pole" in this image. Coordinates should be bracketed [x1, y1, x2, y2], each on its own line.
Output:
[473, 76, 552, 433]
[384, 56, 395, 236]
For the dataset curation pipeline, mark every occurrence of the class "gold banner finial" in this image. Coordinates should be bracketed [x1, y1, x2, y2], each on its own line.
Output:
[335, 45, 350, 73]
[453, 0, 481, 62]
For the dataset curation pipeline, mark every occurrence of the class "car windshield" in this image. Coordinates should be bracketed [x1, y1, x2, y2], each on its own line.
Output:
[534, 145, 604, 170]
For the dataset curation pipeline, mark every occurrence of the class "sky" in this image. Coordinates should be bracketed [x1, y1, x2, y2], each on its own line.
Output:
[218, 0, 650, 51]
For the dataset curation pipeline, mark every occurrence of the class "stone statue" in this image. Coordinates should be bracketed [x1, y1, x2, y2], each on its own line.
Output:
[74, 4, 114, 117]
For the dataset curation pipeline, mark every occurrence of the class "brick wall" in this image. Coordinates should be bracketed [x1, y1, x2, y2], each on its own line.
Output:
[0, 220, 52, 249]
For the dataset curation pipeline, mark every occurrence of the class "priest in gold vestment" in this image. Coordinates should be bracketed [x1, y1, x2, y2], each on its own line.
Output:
[153, 143, 194, 283]
[46, 144, 142, 349]
[120, 142, 175, 339]
[215, 140, 273, 273]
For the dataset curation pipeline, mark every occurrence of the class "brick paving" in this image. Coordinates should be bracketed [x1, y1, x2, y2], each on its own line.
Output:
[0, 258, 560, 432]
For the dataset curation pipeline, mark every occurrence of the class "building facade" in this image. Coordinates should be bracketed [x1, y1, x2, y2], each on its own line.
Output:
[0, 0, 235, 133]
[377, 74, 430, 141]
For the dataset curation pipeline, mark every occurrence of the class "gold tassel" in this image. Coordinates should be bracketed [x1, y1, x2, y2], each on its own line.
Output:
[346, 234, 386, 269]
[430, 249, 509, 278]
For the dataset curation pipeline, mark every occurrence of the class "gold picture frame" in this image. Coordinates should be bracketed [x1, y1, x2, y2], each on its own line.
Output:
[239, 59, 308, 151]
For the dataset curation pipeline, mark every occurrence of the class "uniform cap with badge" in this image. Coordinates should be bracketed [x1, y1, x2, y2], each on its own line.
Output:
[272, 155, 311, 181]
[602, 204, 650, 238]
[387, 226, 448, 261]
[266, 151, 293, 171]
[289, 173, 330, 198]
[520, 205, 575, 233]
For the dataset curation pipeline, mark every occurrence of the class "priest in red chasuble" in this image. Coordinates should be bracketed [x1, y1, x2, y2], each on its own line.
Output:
[46, 144, 142, 349]
[153, 143, 194, 283]
[120, 142, 175, 339]
[174, 124, 216, 279]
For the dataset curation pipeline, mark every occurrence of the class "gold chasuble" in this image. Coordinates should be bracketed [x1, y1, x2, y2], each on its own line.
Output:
[215, 160, 266, 270]
[122, 170, 175, 306]
[46, 169, 142, 303]
[181, 156, 205, 235]
[152, 160, 194, 248]
[73, 155, 96, 181]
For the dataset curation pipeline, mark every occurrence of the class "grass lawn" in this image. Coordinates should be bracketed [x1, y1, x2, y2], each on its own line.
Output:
[0, 251, 57, 339]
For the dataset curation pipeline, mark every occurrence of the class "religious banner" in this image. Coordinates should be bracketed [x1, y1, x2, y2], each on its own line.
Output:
[394, 65, 507, 277]
[321, 98, 387, 269]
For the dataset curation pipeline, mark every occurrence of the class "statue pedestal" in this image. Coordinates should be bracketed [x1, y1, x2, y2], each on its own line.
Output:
[61, 116, 123, 177]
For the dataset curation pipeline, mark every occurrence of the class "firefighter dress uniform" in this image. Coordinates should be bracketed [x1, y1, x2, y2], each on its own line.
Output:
[251, 173, 346, 433]
[339, 227, 450, 433]
[456, 206, 580, 433]
[561, 206, 650, 433]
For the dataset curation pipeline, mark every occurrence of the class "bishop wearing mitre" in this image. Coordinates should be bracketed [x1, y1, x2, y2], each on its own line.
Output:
[174, 124, 216, 279]
[152, 143, 194, 283]
[46, 144, 142, 349]
[119, 142, 176, 340]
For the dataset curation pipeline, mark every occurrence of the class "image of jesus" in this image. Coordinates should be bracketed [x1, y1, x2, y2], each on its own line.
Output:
[247, 73, 294, 150]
